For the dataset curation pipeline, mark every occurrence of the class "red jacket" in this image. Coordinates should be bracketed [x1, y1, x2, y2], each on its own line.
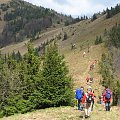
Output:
[86, 77, 90, 81]
[102, 89, 112, 102]
[82, 92, 94, 104]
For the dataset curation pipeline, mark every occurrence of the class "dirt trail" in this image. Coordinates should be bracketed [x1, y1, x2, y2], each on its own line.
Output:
[65, 44, 103, 93]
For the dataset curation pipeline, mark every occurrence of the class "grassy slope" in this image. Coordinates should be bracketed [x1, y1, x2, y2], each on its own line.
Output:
[0, 0, 10, 3]
[1, 13, 120, 55]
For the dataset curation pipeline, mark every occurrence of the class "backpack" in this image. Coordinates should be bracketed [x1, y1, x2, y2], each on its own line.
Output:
[86, 93, 93, 103]
[76, 89, 83, 100]
[105, 89, 111, 100]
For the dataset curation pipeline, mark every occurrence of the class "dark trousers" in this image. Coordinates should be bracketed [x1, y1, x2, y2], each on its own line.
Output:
[105, 101, 110, 111]
[91, 100, 94, 111]
[78, 99, 83, 110]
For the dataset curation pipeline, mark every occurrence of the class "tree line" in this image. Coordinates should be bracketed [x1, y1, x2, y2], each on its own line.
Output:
[106, 4, 120, 19]
[100, 24, 120, 105]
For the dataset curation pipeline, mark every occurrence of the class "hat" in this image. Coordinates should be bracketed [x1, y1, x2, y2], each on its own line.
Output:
[88, 86, 92, 89]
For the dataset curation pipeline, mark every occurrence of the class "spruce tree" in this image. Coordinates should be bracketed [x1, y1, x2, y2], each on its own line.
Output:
[99, 35, 102, 43]
[91, 14, 97, 21]
[16, 43, 42, 112]
[95, 36, 99, 45]
[22, 43, 40, 97]
[106, 8, 111, 18]
[42, 43, 73, 107]
[16, 51, 22, 62]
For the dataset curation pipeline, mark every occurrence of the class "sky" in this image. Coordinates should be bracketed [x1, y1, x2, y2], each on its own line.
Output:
[24, 0, 120, 17]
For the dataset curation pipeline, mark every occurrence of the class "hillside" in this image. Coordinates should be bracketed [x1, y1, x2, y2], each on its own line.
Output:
[0, 1, 120, 120]
[1, 12, 120, 55]
[0, 0, 73, 47]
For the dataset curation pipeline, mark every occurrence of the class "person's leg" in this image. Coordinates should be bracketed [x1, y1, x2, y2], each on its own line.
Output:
[108, 101, 110, 111]
[88, 103, 92, 117]
[105, 102, 109, 111]
[91, 101, 94, 111]
[105, 102, 107, 111]
[85, 108, 88, 117]
[84, 103, 88, 118]
[80, 100, 83, 111]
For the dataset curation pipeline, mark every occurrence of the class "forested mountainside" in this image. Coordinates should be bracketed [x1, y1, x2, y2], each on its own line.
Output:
[0, 0, 74, 47]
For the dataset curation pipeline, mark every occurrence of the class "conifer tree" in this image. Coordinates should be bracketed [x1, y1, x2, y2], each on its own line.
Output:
[16, 51, 22, 62]
[42, 43, 73, 107]
[106, 8, 111, 18]
[91, 14, 97, 21]
[63, 32, 67, 40]
[22, 43, 40, 99]
[95, 36, 99, 45]
[99, 35, 103, 43]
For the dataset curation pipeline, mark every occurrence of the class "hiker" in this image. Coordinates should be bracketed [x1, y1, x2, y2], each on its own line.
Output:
[82, 86, 94, 118]
[102, 86, 112, 111]
[99, 95, 103, 104]
[90, 76, 93, 83]
[83, 51, 86, 57]
[91, 90, 95, 111]
[71, 43, 76, 50]
[75, 86, 84, 111]
[94, 60, 97, 64]
[86, 76, 90, 84]
[87, 86, 95, 111]
[93, 60, 97, 68]
[90, 64, 93, 71]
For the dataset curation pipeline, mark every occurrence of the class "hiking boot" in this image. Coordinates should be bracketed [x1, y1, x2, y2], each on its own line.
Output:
[87, 115, 90, 118]
[85, 115, 88, 118]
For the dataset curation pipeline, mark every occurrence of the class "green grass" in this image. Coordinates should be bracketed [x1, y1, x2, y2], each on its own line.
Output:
[0, 105, 119, 120]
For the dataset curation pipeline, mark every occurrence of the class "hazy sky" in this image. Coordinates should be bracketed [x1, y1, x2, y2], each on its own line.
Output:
[24, 0, 120, 17]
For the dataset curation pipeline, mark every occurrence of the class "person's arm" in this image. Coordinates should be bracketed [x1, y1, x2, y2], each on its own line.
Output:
[82, 91, 85, 96]
[102, 92, 106, 102]
[82, 94, 86, 104]
[110, 91, 112, 102]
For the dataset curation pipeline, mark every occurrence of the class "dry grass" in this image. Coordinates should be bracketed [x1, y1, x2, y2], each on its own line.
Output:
[0, 104, 120, 120]
[0, 0, 10, 4]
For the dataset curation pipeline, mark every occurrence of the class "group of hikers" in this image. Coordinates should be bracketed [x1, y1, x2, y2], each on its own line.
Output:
[75, 86, 112, 118]
[76, 51, 112, 118]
